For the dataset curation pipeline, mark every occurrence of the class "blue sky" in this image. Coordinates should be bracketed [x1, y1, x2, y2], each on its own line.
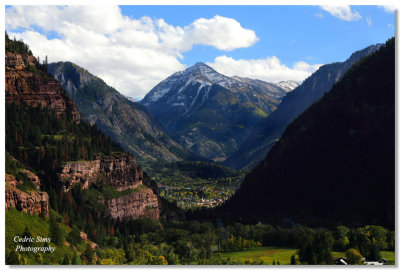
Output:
[121, 5, 394, 66]
[5, 5, 395, 99]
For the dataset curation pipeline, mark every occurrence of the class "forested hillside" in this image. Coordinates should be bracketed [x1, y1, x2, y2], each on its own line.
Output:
[225, 43, 381, 170]
[222, 38, 395, 228]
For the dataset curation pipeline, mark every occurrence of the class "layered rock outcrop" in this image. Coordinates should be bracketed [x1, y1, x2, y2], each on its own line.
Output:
[60, 153, 160, 221]
[60, 153, 143, 191]
[106, 188, 160, 221]
[6, 174, 49, 217]
[19, 169, 41, 190]
[5, 51, 81, 122]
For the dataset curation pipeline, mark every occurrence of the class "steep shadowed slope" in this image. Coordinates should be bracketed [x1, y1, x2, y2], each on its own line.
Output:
[225, 44, 382, 170]
[222, 38, 394, 228]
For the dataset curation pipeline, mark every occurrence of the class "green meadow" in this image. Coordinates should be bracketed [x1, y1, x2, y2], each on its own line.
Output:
[6, 208, 88, 265]
[213, 247, 297, 265]
[215, 248, 395, 265]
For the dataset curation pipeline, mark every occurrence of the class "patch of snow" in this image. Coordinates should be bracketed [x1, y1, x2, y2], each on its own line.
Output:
[145, 87, 171, 104]
[123, 95, 138, 102]
[188, 84, 204, 111]
[171, 102, 185, 106]
[273, 80, 300, 92]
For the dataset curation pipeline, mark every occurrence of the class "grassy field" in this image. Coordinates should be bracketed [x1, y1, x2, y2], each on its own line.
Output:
[213, 247, 297, 265]
[381, 251, 396, 264]
[6, 208, 88, 264]
[215, 248, 395, 265]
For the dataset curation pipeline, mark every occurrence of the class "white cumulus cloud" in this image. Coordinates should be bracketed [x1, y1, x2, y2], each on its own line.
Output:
[184, 15, 259, 51]
[379, 5, 396, 13]
[320, 6, 362, 21]
[207, 55, 322, 83]
[5, 6, 259, 99]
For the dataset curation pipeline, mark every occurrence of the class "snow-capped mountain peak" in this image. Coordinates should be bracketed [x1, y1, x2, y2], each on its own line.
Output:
[140, 63, 291, 162]
[142, 63, 244, 105]
[273, 80, 300, 92]
[141, 63, 296, 107]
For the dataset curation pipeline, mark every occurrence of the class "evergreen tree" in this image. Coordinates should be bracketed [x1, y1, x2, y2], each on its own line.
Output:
[369, 243, 382, 261]
[43, 55, 48, 73]
[49, 214, 63, 246]
[83, 246, 96, 264]
[6, 250, 20, 265]
[67, 225, 82, 246]
[22, 226, 33, 247]
[72, 251, 81, 265]
[61, 254, 70, 265]
[290, 254, 296, 265]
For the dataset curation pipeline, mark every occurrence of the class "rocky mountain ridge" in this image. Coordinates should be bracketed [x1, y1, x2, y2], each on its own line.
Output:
[141, 62, 287, 161]
[48, 61, 192, 166]
[142, 62, 287, 106]
[273, 80, 300, 92]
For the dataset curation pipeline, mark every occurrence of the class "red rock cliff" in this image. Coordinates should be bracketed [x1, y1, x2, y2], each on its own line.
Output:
[5, 51, 81, 122]
[5, 174, 49, 217]
[59, 153, 160, 221]
[106, 188, 160, 221]
[59, 153, 143, 191]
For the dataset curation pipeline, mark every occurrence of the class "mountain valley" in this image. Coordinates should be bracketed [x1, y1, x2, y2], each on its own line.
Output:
[4, 25, 395, 266]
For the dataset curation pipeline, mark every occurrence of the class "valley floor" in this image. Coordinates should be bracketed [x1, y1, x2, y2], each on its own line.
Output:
[213, 246, 296, 265]
[213, 247, 396, 265]
[144, 161, 244, 209]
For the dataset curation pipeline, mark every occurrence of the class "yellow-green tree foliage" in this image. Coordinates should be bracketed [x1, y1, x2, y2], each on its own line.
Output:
[345, 248, 363, 265]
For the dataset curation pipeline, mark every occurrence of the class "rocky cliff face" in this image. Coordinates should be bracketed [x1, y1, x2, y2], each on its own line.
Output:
[5, 52, 81, 122]
[5, 174, 49, 217]
[106, 188, 160, 221]
[60, 153, 160, 220]
[60, 153, 143, 192]
[19, 169, 41, 190]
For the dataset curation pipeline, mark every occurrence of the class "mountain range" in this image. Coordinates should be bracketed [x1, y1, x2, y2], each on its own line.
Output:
[224, 43, 382, 170]
[48, 62, 193, 167]
[140, 62, 296, 161]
